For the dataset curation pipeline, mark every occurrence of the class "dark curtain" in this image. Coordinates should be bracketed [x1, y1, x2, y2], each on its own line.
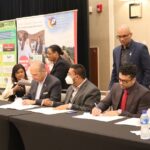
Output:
[0, 0, 89, 76]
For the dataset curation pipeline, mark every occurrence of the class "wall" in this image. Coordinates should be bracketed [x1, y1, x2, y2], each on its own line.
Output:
[89, 0, 110, 90]
[114, 0, 150, 50]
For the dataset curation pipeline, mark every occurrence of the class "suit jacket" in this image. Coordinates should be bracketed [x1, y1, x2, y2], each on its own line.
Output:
[98, 82, 150, 117]
[23, 74, 62, 105]
[53, 80, 101, 112]
[50, 57, 70, 89]
[109, 40, 150, 89]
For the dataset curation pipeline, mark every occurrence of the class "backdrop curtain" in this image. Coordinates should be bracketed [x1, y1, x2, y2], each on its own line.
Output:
[0, 0, 89, 76]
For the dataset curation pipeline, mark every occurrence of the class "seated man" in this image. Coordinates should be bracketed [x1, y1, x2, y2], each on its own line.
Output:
[22, 60, 61, 105]
[42, 64, 101, 112]
[92, 64, 150, 117]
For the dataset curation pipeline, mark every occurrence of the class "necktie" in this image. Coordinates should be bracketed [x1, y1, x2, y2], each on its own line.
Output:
[120, 89, 128, 111]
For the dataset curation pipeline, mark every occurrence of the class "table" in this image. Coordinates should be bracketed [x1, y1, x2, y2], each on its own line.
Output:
[0, 101, 32, 150]
[10, 112, 150, 150]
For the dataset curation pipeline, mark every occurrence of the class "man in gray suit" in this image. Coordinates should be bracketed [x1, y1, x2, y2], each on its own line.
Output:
[22, 60, 61, 105]
[42, 64, 101, 112]
[92, 64, 150, 117]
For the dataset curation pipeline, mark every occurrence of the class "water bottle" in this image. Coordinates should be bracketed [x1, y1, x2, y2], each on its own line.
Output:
[140, 110, 150, 140]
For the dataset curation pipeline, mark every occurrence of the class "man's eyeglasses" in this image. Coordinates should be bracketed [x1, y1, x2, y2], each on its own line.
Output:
[119, 78, 133, 84]
[116, 34, 130, 39]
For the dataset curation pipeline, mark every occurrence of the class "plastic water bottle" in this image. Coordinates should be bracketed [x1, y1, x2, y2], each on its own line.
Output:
[140, 110, 150, 140]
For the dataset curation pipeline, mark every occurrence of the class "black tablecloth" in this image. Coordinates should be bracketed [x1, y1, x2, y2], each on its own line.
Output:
[10, 112, 150, 150]
[0, 101, 32, 150]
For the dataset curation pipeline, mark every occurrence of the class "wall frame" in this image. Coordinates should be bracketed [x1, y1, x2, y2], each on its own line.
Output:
[129, 3, 142, 19]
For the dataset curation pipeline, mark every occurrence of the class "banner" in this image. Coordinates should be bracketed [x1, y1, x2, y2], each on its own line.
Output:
[17, 10, 77, 71]
[0, 20, 17, 88]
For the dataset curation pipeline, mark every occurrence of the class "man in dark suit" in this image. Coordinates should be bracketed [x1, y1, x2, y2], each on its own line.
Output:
[109, 24, 150, 89]
[92, 64, 150, 117]
[42, 64, 101, 112]
[22, 60, 61, 105]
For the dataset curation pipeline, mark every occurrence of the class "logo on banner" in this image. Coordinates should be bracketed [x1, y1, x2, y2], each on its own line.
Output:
[19, 56, 29, 70]
[48, 17, 56, 28]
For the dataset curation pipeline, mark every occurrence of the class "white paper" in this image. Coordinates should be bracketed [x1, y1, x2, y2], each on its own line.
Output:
[115, 118, 140, 126]
[130, 130, 141, 136]
[28, 107, 74, 115]
[0, 98, 38, 110]
[73, 112, 124, 122]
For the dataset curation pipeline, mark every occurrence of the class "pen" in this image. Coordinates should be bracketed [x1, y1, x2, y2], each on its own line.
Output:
[94, 103, 98, 108]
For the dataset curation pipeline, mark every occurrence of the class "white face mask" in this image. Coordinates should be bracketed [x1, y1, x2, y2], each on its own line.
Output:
[65, 75, 73, 85]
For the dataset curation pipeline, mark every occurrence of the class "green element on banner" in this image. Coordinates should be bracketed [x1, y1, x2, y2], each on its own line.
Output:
[0, 20, 17, 88]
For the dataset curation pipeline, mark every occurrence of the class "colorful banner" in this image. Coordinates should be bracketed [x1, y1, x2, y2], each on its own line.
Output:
[0, 20, 17, 88]
[17, 10, 77, 71]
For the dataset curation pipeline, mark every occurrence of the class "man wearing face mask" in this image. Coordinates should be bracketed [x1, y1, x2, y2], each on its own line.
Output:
[42, 64, 101, 112]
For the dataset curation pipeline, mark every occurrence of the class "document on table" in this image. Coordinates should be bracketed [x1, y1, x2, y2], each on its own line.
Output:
[130, 130, 141, 136]
[73, 112, 124, 122]
[115, 118, 140, 126]
[28, 107, 74, 115]
[0, 98, 38, 110]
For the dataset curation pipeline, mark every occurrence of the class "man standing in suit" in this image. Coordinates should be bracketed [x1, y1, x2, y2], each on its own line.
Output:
[42, 64, 101, 112]
[92, 64, 150, 117]
[109, 24, 150, 89]
[22, 60, 61, 105]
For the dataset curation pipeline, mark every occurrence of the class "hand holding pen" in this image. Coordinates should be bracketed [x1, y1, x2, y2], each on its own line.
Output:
[92, 103, 102, 116]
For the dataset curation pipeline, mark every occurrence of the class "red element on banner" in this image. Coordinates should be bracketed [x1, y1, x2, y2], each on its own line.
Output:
[97, 3, 103, 13]
[19, 56, 29, 70]
[3, 44, 14, 51]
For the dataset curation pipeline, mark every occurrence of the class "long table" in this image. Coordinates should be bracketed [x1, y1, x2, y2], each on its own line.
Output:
[0, 101, 32, 150]
[9, 112, 150, 150]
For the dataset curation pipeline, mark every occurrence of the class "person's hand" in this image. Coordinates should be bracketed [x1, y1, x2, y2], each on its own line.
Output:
[102, 110, 119, 116]
[54, 104, 69, 110]
[13, 84, 23, 93]
[22, 99, 35, 105]
[92, 107, 102, 116]
[41, 99, 53, 106]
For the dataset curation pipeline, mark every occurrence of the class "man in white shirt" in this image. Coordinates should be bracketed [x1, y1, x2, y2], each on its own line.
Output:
[42, 64, 101, 112]
[22, 60, 61, 105]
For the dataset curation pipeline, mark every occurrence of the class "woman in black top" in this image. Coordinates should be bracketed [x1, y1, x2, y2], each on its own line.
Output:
[47, 45, 70, 89]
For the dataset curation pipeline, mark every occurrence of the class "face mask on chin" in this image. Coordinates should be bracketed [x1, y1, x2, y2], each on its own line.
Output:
[65, 75, 73, 85]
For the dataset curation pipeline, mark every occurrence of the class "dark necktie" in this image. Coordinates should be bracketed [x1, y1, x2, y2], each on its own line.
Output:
[120, 89, 128, 111]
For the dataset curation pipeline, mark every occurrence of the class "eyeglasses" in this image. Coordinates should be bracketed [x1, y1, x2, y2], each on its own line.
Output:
[119, 78, 133, 84]
[116, 34, 130, 39]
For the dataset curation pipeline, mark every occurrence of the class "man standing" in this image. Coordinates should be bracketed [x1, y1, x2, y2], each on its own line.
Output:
[92, 64, 150, 117]
[109, 24, 150, 89]
[42, 64, 101, 112]
[23, 60, 61, 105]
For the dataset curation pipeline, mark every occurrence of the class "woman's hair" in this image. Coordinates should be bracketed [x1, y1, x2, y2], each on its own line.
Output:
[11, 64, 28, 83]
[48, 44, 64, 55]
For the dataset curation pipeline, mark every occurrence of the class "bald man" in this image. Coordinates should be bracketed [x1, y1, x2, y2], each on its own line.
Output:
[109, 24, 150, 89]
[23, 60, 61, 105]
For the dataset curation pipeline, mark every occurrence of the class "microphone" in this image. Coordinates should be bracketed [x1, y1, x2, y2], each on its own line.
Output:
[17, 79, 31, 86]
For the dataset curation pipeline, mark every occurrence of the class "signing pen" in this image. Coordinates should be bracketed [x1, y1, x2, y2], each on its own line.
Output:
[94, 103, 98, 108]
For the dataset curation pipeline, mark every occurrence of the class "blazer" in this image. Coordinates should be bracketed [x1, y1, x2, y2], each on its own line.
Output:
[98, 82, 150, 117]
[53, 79, 101, 112]
[50, 57, 70, 89]
[109, 40, 150, 89]
[23, 74, 62, 105]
